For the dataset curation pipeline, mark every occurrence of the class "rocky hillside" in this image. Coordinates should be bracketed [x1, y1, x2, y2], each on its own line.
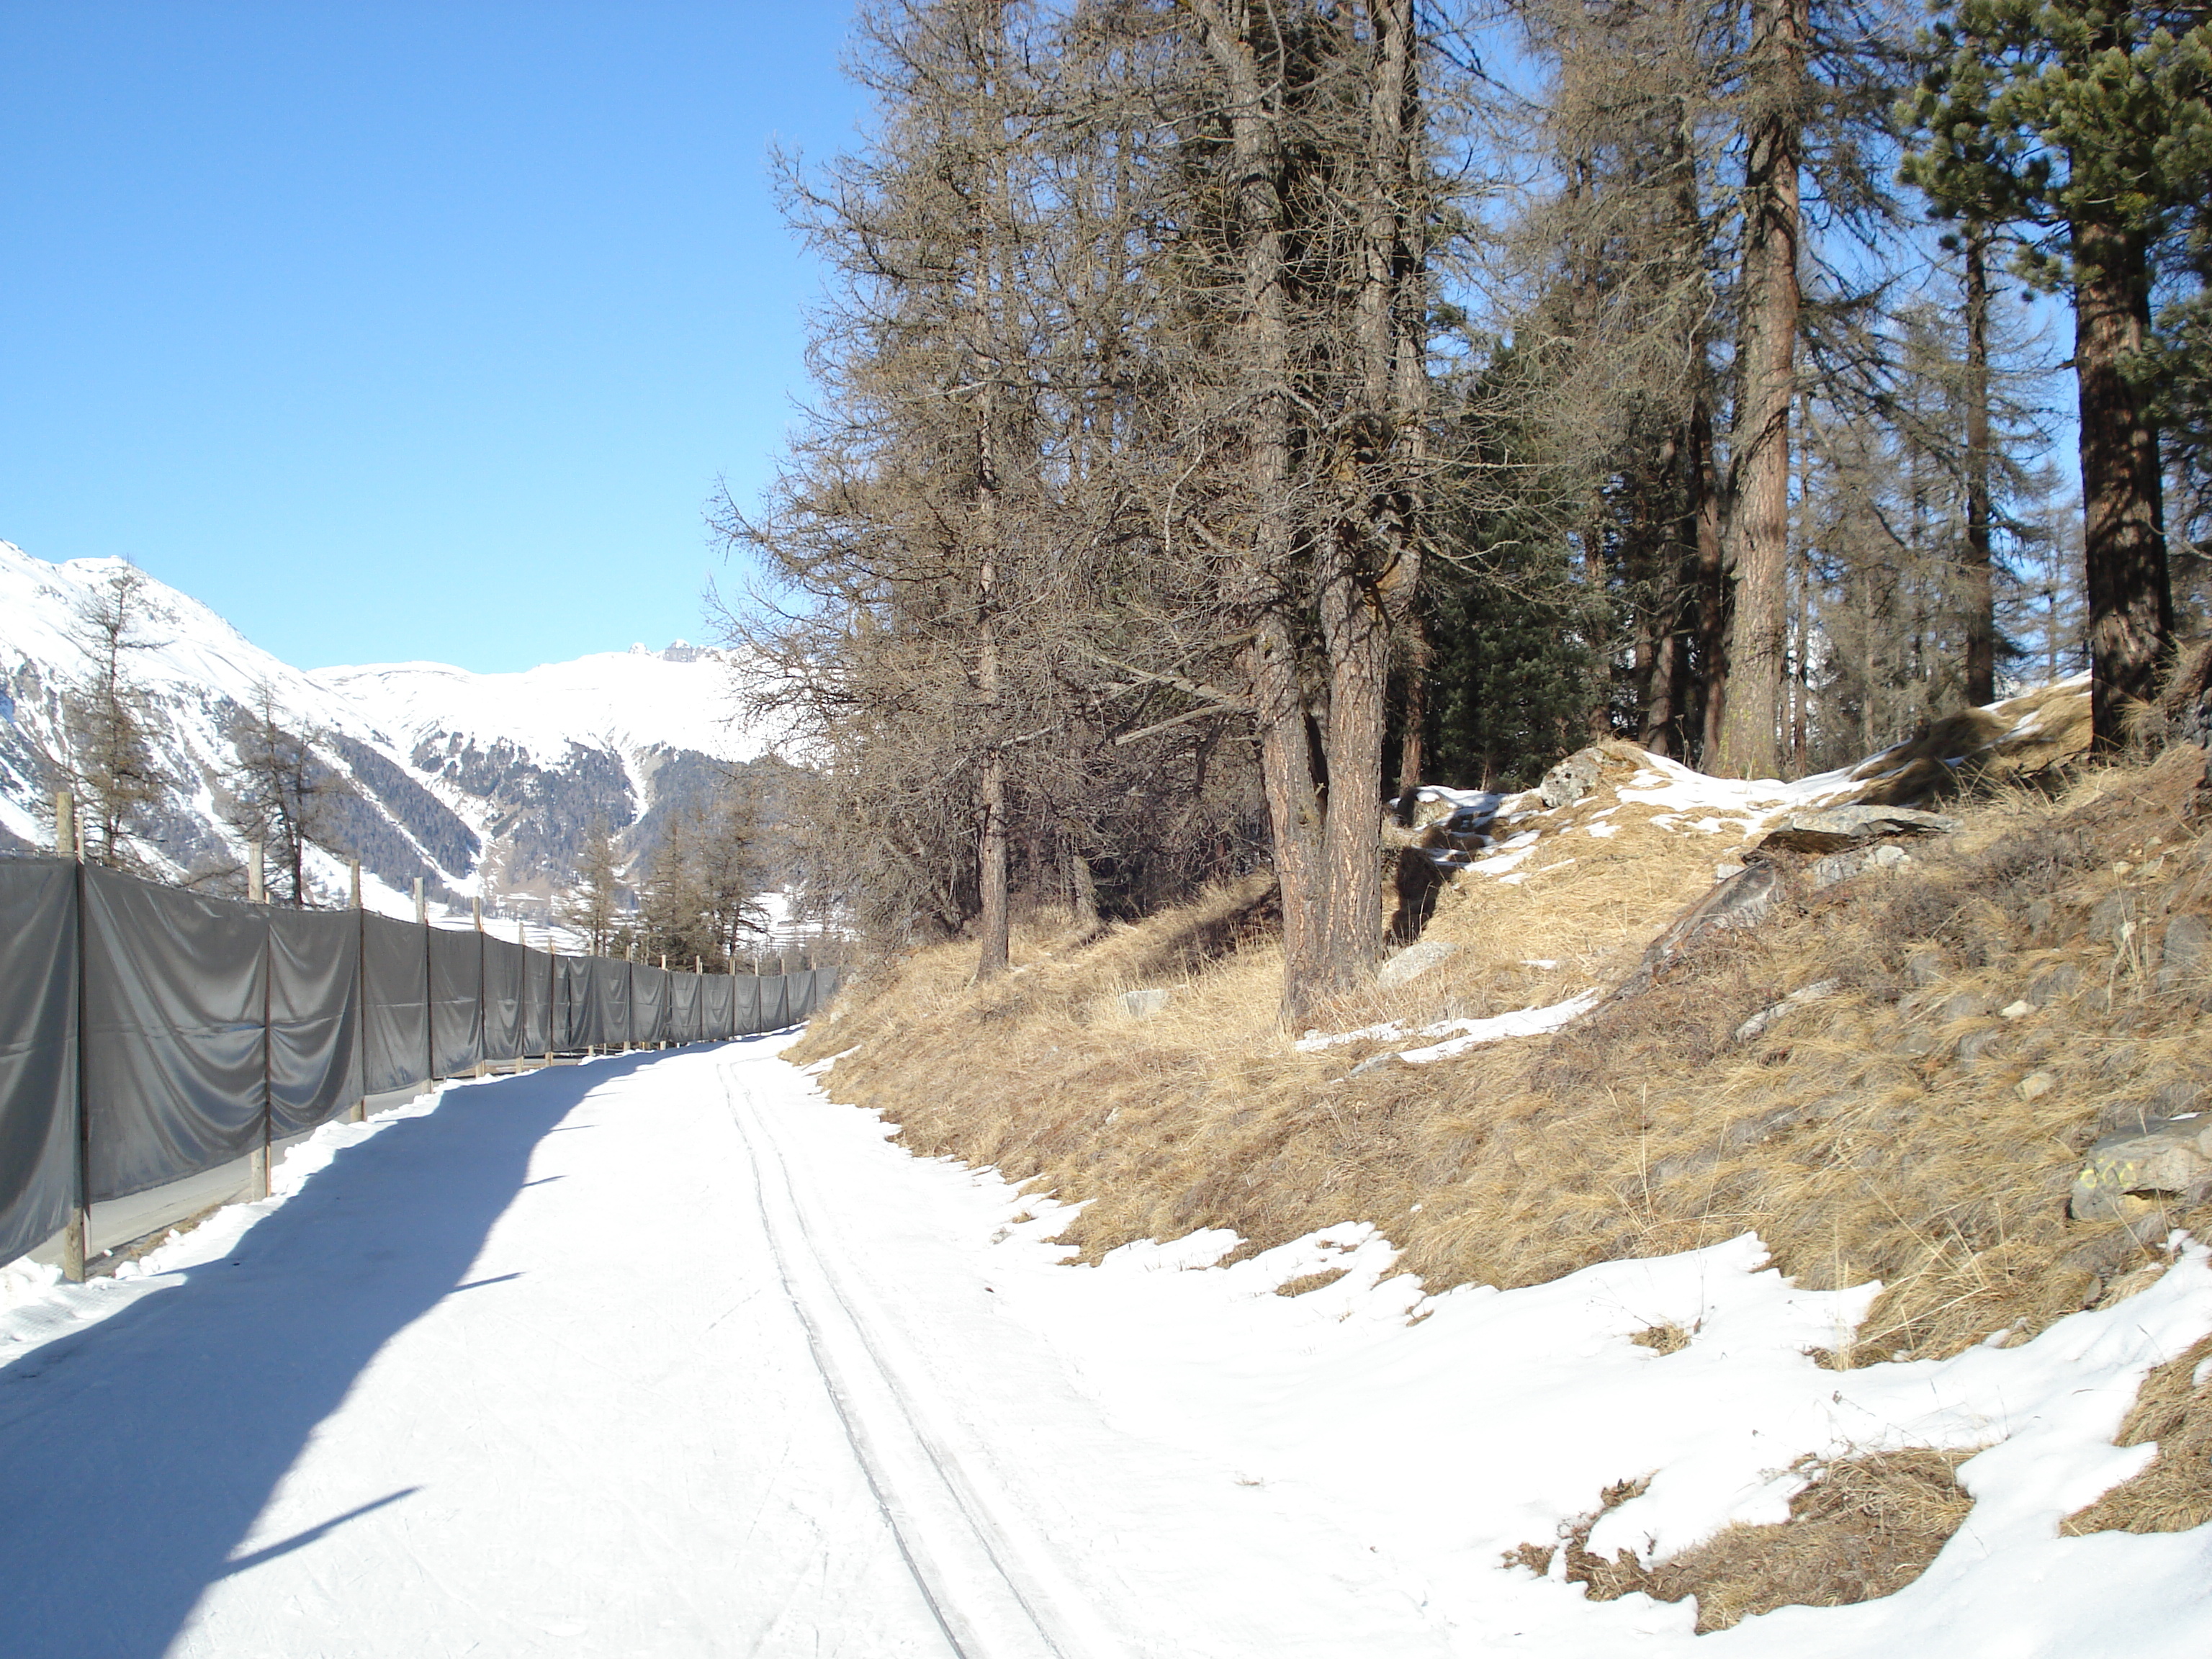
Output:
[0, 540, 778, 919]
[792, 680, 2212, 1596]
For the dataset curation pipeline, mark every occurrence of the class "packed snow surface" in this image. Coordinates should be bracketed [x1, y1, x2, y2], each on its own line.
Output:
[1, 1043, 2207, 1656]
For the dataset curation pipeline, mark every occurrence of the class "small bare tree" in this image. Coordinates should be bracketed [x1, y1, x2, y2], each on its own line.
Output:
[222, 680, 340, 905]
[61, 564, 168, 871]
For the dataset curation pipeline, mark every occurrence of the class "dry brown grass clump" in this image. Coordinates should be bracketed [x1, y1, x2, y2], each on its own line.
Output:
[2063, 1334, 2212, 1536]
[1516, 1453, 1975, 1632]
[797, 742, 2212, 1363]
[1838, 678, 2091, 806]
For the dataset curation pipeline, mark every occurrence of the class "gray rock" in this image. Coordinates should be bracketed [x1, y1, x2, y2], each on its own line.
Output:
[1733, 979, 1841, 1043]
[1349, 1051, 1403, 1077]
[1120, 988, 1171, 1018]
[1539, 747, 1606, 809]
[1939, 992, 1991, 1023]
[2157, 912, 2208, 994]
[1957, 1028, 2008, 1066]
[2157, 1081, 2208, 1115]
[2026, 963, 2082, 1007]
[2099, 1095, 2170, 1138]
[1758, 804, 1960, 855]
[1906, 949, 1946, 989]
[2087, 892, 2132, 944]
[1809, 842, 1912, 889]
[1622, 863, 1781, 993]
[2069, 1119, 2212, 1222]
[1376, 938, 1461, 990]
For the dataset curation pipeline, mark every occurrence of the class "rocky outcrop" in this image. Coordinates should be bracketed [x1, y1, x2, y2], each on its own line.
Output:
[1809, 842, 1913, 889]
[1757, 804, 1959, 855]
[1622, 863, 1781, 994]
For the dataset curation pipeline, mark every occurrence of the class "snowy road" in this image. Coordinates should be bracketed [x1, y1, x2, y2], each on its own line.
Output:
[5, 1038, 2212, 1658]
[0, 1040, 1448, 1658]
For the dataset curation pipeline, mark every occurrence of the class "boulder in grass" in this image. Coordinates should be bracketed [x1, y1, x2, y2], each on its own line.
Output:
[1120, 988, 1171, 1018]
[1809, 842, 1912, 889]
[1376, 939, 1460, 989]
[2069, 1119, 2212, 1222]
[1620, 863, 1781, 994]
[1539, 747, 1606, 809]
[2158, 912, 2208, 996]
[1757, 804, 1960, 855]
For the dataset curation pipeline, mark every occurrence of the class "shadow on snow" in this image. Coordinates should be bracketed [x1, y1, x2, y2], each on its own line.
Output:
[0, 1047, 703, 1659]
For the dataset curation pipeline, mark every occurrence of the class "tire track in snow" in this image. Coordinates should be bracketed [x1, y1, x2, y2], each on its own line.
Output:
[720, 1061, 1105, 1659]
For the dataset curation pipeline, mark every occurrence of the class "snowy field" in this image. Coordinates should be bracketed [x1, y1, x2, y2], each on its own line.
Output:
[1, 1039, 2208, 1657]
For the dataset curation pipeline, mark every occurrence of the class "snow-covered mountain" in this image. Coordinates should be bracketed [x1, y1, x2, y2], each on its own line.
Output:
[0, 539, 776, 922]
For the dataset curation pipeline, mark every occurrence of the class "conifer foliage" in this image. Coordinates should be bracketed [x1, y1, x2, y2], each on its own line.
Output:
[729, 0, 2206, 1013]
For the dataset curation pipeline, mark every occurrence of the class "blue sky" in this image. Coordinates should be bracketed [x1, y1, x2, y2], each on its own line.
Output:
[1, 1, 865, 673]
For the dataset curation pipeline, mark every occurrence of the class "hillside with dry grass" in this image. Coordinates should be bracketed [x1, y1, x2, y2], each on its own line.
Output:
[793, 680, 2212, 1585]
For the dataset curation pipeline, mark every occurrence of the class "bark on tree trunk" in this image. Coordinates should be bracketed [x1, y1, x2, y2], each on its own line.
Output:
[1691, 395, 1729, 765]
[1394, 620, 1428, 823]
[1195, 0, 1326, 1020]
[2073, 220, 2172, 747]
[1714, 0, 1802, 779]
[1961, 225, 1997, 709]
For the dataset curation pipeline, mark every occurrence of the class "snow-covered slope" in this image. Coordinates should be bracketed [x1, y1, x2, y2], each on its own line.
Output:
[0, 539, 768, 920]
[315, 647, 757, 769]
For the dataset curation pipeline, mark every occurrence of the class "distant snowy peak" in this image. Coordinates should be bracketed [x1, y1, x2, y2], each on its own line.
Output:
[0, 539, 770, 918]
[311, 644, 763, 768]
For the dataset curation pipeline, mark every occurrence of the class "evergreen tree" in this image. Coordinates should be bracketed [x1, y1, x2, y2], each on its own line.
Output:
[1903, 0, 2212, 742]
[561, 820, 626, 956]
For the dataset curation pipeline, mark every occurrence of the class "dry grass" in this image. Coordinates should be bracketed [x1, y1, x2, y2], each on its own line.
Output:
[1515, 1452, 1975, 1632]
[797, 741, 2212, 1367]
[2063, 1333, 2212, 1536]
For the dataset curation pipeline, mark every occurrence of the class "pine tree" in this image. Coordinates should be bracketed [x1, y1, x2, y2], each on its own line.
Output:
[1903, 0, 2212, 742]
[561, 820, 626, 956]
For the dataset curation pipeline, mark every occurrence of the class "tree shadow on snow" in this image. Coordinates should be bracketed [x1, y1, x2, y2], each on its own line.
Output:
[0, 1051, 674, 1659]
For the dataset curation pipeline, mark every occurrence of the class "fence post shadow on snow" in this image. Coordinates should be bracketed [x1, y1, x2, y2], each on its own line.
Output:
[0, 848, 841, 1655]
[0, 1056, 662, 1658]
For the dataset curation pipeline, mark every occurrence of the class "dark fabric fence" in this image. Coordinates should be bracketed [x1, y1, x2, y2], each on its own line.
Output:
[269, 908, 361, 1138]
[362, 912, 431, 1098]
[702, 974, 735, 1042]
[0, 855, 840, 1267]
[482, 937, 529, 1066]
[428, 927, 483, 1080]
[632, 965, 668, 1046]
[0, 860, 78, 1267]
[83, 866, 269, 1205]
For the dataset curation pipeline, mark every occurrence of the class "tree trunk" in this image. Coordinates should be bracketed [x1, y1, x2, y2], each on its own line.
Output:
[1714, 0, 1802, 779]
[1961, 224, 1997, 709]
[1194, 1, 1326, 1020]
[1313, 0, 1424, 994]
[1394, 620, 1428, 823]
[1691, 394, 1728, 765]
[2073, 219, 2172, 747]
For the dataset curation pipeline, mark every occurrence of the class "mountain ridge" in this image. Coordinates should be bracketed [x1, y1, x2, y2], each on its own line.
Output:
[0, 540, 772, 924]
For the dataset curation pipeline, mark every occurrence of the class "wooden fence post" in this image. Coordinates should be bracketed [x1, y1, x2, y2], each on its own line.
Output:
[251, 912, 271, 1202]
[57, 790, 86, 1282]
[351, 863, 368, 1123]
